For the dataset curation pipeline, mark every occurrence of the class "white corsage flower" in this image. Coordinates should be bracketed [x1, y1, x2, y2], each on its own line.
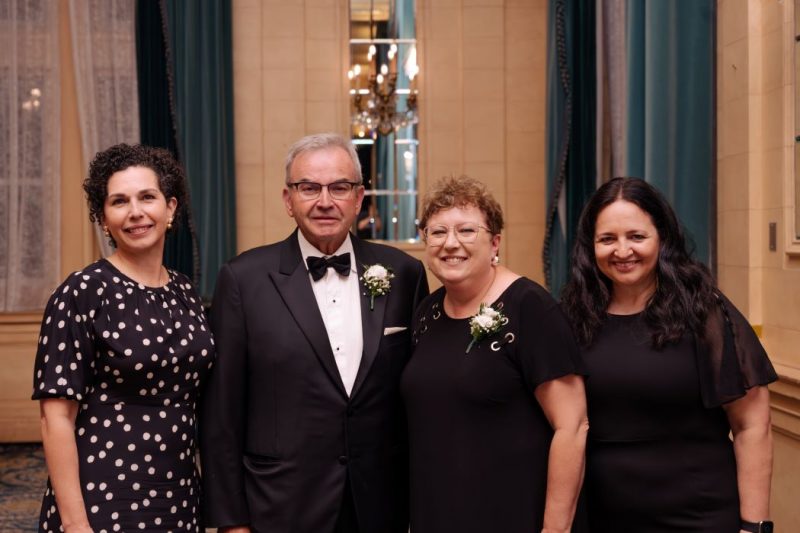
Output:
[467, 303, 506, 353]
[361, 263, 395, 310]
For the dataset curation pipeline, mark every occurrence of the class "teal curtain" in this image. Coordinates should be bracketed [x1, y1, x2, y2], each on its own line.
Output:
[392, 0, 417, 241]
[624, 0, 715, 264]
[164, 0, 236, 303]
[374, 0, 417, 241]
[544, 0, 596, 295]
[136, 0, 197, 283]
[544, 0, 716, 295]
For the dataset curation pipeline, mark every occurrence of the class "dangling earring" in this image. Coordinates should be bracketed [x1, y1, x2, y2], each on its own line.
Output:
[167, 218, 173, 231]
[491, 255, 500, 266]
[103, 226, 110, 238]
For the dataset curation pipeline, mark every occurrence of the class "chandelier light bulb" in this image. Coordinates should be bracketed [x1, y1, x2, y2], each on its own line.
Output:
[368, 44, 376, 58]
[347, 69, 354, 80]
[380, 64, 388, 76]
[353, 64, 362, 76]
[376, 73, 384, 84]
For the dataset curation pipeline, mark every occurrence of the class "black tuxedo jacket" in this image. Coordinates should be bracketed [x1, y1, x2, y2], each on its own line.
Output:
[201, 231, 428, 533]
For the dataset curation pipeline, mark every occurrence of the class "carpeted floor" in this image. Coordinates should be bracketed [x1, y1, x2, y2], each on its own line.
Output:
[0, 443, 47, 532]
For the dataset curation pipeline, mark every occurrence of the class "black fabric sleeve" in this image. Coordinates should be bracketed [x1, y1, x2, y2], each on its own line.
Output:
[32, 272, 103, 402]
[510, 283, 586, 393]
[199, 262, 251, 527]
[696, 292, 778, 408]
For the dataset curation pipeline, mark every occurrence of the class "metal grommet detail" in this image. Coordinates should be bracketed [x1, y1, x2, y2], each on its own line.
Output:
[420, 323, 428, 333]
[490, 332, 515, 351]
[495, 302, 504, 310]
[432, 310, 441, 320]
[500, 317, 509, 326]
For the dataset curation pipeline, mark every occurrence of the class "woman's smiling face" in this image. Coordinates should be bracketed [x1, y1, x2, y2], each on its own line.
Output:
[424, 204, 499, 288]
[593, 199, 660, 296]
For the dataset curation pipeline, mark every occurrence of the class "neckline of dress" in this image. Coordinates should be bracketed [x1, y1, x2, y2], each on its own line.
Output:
[439, 276, 524, 321]
[606, 310, 644, 320]
[100, 258, 173, 291]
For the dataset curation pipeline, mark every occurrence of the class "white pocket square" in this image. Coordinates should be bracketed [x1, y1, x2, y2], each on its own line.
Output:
[383, 326, 407, 335]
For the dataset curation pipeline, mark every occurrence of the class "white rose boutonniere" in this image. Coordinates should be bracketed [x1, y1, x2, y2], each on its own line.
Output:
[361, 263, 395, 310]
[466, 303, 506, 353]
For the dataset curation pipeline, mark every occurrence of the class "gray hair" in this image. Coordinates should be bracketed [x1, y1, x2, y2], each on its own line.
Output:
[284, 133, 363, 185]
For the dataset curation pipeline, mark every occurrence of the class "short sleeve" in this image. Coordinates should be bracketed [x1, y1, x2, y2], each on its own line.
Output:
[697, 292, 778, 407]
[31, 271, 104, 402]
[510, 284, 586, 392]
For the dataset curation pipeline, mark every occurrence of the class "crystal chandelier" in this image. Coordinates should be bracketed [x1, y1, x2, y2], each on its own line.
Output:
[348, 6, 418, 138]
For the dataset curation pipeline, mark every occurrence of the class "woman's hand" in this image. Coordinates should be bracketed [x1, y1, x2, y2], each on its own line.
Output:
[723, 386, 773, 525]
[535, 374, 590, 532]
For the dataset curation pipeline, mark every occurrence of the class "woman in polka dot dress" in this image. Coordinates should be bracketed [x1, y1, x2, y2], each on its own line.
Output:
[32, 144, 215, 533]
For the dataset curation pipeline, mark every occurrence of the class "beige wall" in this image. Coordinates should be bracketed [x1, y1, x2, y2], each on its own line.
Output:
[718, 0, 800, 527]
[231, 0, 548, 285]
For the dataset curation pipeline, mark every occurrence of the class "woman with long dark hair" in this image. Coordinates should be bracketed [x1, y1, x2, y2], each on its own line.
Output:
[562, 177, 776, 532]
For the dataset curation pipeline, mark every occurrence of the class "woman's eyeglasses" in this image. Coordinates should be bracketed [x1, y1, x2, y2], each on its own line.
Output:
[422, 223, 492, 246]
[288, 181, 361, 200]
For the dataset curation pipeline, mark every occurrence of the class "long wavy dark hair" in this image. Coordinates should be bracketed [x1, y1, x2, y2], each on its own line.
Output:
[561, 177, 716, 348]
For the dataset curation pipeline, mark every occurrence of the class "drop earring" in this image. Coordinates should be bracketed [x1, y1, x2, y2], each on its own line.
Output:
[167, 218, 173, 231]
[103, 226, 110, 238]
[492, 255, 500, 266]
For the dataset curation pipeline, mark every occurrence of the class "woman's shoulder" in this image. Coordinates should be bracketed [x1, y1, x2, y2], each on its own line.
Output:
[54, 259, 114, 294]
[41, 260, 112, 317]
[415, 286, 445, 313]
[499, 275, 558, 311]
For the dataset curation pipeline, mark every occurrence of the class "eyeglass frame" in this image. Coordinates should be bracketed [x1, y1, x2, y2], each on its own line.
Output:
[421, 222, 495, 246]
[286, 180, 362, 200]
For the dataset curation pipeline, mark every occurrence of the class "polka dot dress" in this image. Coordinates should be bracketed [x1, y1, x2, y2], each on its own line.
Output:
[32, 259, 215, 532]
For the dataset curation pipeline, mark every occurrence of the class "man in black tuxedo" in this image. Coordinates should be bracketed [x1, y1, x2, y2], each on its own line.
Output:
[201, 133, 429, 533]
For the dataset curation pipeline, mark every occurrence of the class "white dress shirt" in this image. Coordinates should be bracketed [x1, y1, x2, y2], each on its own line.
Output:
[298, 231, 364, 396]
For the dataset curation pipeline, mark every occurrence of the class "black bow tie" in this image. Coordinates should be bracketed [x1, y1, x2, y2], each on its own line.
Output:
[306, 253, 351, 281]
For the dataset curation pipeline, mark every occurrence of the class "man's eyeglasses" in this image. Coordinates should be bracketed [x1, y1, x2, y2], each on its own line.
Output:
[288, 181, 361, 200]
[422, 223, 492, 246]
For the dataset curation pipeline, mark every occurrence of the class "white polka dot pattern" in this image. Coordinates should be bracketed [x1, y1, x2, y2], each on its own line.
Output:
[33, 259, 215, 532]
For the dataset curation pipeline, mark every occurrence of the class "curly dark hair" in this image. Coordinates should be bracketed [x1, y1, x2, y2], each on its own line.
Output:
[418, 175, 504, 235]
[560, 177, 716, 349]
[84, 143, 188, 247]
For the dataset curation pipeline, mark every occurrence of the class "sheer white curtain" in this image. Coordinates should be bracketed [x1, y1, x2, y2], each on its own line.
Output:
[69, 0, 140, 257]
[0, 0, 61, 312]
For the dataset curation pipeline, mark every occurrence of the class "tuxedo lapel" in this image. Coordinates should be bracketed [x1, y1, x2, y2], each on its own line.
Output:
[350, 237, 386, 399]
[269, 232, 348, 398]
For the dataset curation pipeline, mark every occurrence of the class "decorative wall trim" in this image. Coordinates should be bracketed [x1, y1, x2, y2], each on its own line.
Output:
[770, 362, 800, 441]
